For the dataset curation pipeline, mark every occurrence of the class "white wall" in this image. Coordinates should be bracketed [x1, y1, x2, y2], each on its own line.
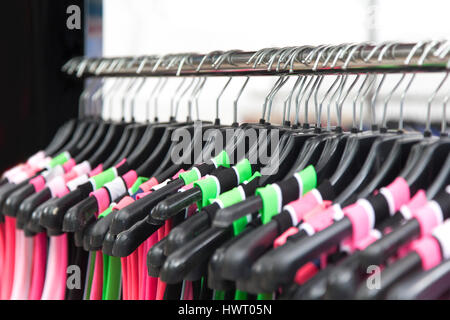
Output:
[102, 0, 450, 130]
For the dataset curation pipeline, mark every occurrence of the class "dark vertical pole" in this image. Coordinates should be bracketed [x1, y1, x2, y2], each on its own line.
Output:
[0, 0, 85, 172]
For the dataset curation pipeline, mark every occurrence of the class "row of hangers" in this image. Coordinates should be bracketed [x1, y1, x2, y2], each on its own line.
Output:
[0, 40, 449, 300]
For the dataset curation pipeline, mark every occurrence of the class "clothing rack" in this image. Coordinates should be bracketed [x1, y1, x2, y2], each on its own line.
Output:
[63, 42, 450, 78]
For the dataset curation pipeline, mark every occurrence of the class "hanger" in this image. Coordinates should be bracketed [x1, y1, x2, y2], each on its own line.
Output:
[111, 75, 260, 256]
[258, 46, 329, 185]
[334, 43, 425, 206]
[153, 53, 319, 283]
[104, 53, 235, 240]
[355, 210, 450, 300]
[201, 48, 373, 287]
[401, 45, 450, 195]
[386, 257, 450, 300]
[282, 45, 354, 179]
[159, 72, 287, 219]
[89, 59, 152, 168]
[314, 43, 372, 183]
[146, 49, 274, 223]
[348, 67, 450, 275]
[212, 58, 362, 288]
[1, 59, 126, 219]
[102, 75, 149, 168]
[294, 44, 448, 298]
[426, 94, 450, 198]
[63, 67, 209, 236]
[58, 59, 104, 157]
[156, 69, 327, 287]
[245, 43, 438, 292]
[143, 76, 257, 262]
[63, 76, 205, 236]
[42, 118, 78, 158]
[15, 62, 143, 233]
[303, 44, 442, 299]
[30, 61, 152, 234]
[123, 55, 192, 173]
[322, 44, 390, 201]
[356, 66, 424, 199]
[39, 57, 97, 157]
[211, 45, 365, 228]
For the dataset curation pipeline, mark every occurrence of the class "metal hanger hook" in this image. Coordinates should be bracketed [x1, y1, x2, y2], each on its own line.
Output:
[233, 77, 250, 124]
[262, 76, 284, 121]
[267, 76, 289, 123]
[283, 75, 303, 125]
[317, 75, 341, 130]
[174, 77, 196, 120]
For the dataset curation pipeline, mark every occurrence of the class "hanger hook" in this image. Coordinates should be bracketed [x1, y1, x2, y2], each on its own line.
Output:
[416, 41, 445, 136]
[277, 47, 297, 72]
[267, 48, 286, 71]
[172, 53, 194, 121]
[396, 41, 428, 131]
[426, 72, 448, 136]
[145, 78, 163, 122]
[330, 43, 356, 68]
[196, 50, 223, 72]
[424, 40, 450, 136]
[213, 50, 242, 70]
[153, 77, 168, 122]
[283, 75, 303, 126]
[366, 42, 397, 130]
[76, 57, 94, 78]
[351, 74, 369, 131]
[288, 45, 314, 73]
[295, 76, 312, 126]
[442, 89, 449, 136]
[267, 76, 289, 123]
[175, 77, 196, 120]
[359, 74, 376, 131]
[333, 75, 349, 129]
[262, 76, 283, 122]
[186, 77, 201, 121]
[247, 47, 276, 68]
[331, 44, 368, 130]
[321, 44, 346, 68]
[265, 49, 290, 122]
[78, 76, 99, 119]
[92, 59, 124, 119]
[304, 75, 322, 128]
[170, 78, 186, 120]
[317, 75, 341, 130]
[193, 77, 207, 121]
[233, 77, 250, 125]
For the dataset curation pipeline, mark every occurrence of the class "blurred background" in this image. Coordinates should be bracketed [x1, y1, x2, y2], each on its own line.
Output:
[2, 0, 450, 172]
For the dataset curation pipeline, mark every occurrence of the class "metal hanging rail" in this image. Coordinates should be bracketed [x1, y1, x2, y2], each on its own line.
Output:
[62, 42, 450, 78]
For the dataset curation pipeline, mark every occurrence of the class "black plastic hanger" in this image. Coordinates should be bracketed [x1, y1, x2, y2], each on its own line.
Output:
[427, 153, 450, 199]
[102, 123, 146, 169]
[386, 258, 450, 300]
[112, 158, 252, 255]
[210, 76, 369, 284]
[123, 76, 262, 226]
[44, 118, 78, 157]
[356, 134, 423, 199]
[334, 133, 403, 206]
[66, 124, 206, 236]
[28, 77, 171, 233]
